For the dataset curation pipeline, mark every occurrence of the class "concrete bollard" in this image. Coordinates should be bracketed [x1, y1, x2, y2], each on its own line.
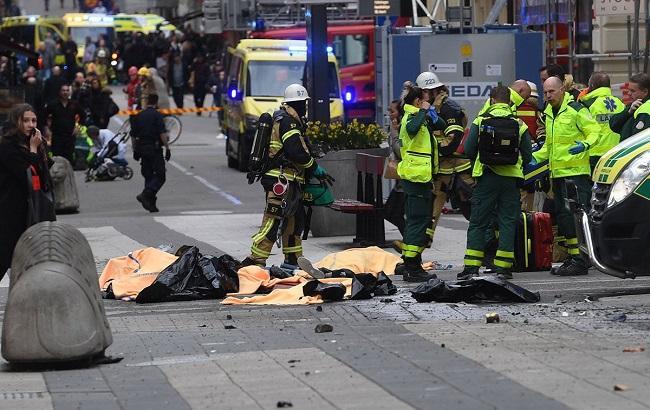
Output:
[50, 156, 80, 213]
[1, 222, 112, 364]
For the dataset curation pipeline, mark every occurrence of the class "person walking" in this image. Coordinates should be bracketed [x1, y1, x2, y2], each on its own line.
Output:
[578, 72, 625, 171]
[609, 73, 650, 140]
[0, 104, 54, 280]
[190, 55, 210, 116]
[131, 94, 170, 213]
[241, 84, 328, 268]
[534, 76, 601, 276]
[458, 86, 533, 280]
[44, 83, 82, 164]
[169, 54, 185, 109]
[394, 82, 442, 282]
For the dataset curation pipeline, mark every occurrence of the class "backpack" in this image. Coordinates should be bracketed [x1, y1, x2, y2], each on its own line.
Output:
[478, 114, 520, 165]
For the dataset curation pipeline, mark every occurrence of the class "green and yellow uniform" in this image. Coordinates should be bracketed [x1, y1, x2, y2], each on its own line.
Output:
[610, 97, 650, 141]
[462, 103, 532, 273]
[579, 87, 624, 170]
[533, 93, 601, 263]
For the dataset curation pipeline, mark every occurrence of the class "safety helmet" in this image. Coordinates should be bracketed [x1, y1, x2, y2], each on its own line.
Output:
[137, 67, 150, 77]
[128, 66, 138, 76]
[283, 83, 310, 103]
[97, 49, 107, 58]
[416, 71, 444, 90]
[527, 81, 539, 98]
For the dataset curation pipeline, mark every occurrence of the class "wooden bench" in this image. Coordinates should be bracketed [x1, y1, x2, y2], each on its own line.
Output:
[330, 153, 386, 246]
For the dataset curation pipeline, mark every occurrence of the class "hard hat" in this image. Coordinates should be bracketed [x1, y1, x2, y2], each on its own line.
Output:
[97, 49, 106, 58]
[527, 81, 539, 98]
[416, 71, 444, 90]
[283, 84, 310, 103]
[137, 67, 150, 77]
[128, 66, 138, 76]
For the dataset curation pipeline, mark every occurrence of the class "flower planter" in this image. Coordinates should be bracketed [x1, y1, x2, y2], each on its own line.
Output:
[309, 147, 388, 237]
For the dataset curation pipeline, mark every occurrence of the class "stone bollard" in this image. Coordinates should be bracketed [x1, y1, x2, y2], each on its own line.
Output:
[50, 156, 80, 213]
[1, 222, 112, 364]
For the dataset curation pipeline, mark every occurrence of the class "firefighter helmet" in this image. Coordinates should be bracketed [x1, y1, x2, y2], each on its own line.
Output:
[416, 71, 444, 90]
[283, 84, 310, 103]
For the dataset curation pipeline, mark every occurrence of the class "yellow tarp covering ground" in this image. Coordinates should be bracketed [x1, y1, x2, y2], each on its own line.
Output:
[98, 247, 178, 300]
[314, 246, 401, 274]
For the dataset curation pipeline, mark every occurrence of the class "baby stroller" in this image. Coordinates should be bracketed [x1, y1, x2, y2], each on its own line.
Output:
[85, 132, 134, 182]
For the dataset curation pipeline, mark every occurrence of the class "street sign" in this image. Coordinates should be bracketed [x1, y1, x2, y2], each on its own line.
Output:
[594, 0, 646, 16]
[359, 0, 400, 16]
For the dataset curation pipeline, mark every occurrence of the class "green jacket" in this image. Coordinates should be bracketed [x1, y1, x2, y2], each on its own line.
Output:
[579, 87, 624, 157]
[533, 93, 601, 178]
[465, 103, 532, 179]
[609, 96, 650, 141]
[398, 104, 438, 182]
[477, 87, 525, 116]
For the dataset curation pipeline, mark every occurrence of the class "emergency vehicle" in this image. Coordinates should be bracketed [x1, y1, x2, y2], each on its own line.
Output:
[0, 15, 66, 52]
[574, 129, 650, 278]
[252, 23, 375, 123]
[62, 13, 115, 64]
[223, 39, 344, 171]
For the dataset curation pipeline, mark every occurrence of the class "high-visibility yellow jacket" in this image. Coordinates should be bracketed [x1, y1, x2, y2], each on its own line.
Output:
[534, 93, 601, 178]
[398, 104, 436, 183]
[579, 87, 624, 157]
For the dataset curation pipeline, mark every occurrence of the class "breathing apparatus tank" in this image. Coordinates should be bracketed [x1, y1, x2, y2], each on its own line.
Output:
[247, 112, 274, 183]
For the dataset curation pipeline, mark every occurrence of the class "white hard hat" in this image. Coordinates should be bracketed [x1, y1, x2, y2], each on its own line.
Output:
[97, 49, 107, 58]
[416, 71, 444, 90]
[527, 81, 539, 98]
[283, 83, 310, 103]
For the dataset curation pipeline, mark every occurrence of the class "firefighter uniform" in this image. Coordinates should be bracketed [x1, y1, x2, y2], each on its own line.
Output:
[534, 93, 601, 270]
[461, 102, 532, 277]
[578, 87, 624, 171]
[427, 96, 475, 242]
[246, 105, 317, 266]
[610, 97, 650, 140]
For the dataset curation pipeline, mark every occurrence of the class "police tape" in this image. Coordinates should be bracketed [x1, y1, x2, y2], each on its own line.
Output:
[117, 106, 224, 116]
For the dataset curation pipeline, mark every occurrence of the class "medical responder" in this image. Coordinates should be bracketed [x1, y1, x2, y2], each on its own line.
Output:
[610, 73, 650, 140]
[578, 72, 624, 171]
[478, 80, 531, 116]
[394, 82, 444, 282]
[241, 84, 329, 268]
[459, 86, 532, 280]
[535, 76, 601, 276]
[414, 71, 473, 243]
[131, 94, 170, 213]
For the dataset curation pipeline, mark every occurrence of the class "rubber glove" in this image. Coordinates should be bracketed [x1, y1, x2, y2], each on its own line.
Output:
[313, 164, 328, 178]
[568, 141, 586, 155]
[427, 107, 439, 123]
[528, 157, 538, 167]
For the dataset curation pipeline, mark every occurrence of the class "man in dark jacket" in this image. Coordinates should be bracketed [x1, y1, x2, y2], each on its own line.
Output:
[44, 84, 83, 163]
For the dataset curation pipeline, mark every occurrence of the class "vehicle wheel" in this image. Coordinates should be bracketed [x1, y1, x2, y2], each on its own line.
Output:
[237, 138, 249, 172]
[164, 115, 182, 145]
[122, 166, 134, 180]
[226, 139, 238, 169]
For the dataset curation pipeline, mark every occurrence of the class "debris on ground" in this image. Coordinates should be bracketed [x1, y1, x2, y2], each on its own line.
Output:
[623, 346, 645, 353]
[486, 313, 500, 323]
[380, 298, 395, 303]
[277, 401, 293, 408]
[611, 313, 627, 322]
[224, 325, 236, 330]
[561, 311, 569, 317]
[316, 306, 323, 312]
[226, 314, 232, 320]
[315, 324, 333, 333]
[412, 276, 540, 303]
[614, 384, 630, 392]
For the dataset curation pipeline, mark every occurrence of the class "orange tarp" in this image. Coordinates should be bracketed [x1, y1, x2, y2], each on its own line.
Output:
[314, 246, 401, 274]
[98, 247, 178, 300]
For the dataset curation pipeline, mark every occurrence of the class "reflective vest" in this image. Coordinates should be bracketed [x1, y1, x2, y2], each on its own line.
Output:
[398, 104, 436, 183]
[579, 87, 624, 157]
[634, 99, 650, 120]
[264, 107, 311, 183]
[516, 101, 539, 139]
[472, 103, 527, 179]
[533, 93, 601, 178]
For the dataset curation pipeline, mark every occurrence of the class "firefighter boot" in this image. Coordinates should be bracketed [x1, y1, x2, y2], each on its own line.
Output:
[396, 256, 437, 282]
[554, 258, 589, 276]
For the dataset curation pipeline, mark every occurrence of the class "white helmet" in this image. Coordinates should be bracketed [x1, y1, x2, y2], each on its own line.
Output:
[416, 71, 444, 90]
[283, 83, 310, 103]
[97, 49, 107, 58]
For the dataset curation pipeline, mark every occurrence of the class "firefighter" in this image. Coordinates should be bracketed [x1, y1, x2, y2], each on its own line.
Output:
[241, 84, 328, 268]
[394, 82, 445, 282]
[517, 81, 543, 211]
[459, 86, 532, 280]
[609, 73, 650, 140]
[535, 76, 601, 276]
[578, 72, 624, 172]
[415, 72, 474, 243]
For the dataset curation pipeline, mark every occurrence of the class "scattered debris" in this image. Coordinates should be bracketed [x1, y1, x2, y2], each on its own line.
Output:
[198, 324, 207, 328]
[614, 384, 630, 392]
[578, 311, 587, 316]
[511, 312, 521, 316]
[623, 346, 645, 353]
[224, 325, 236, 330]
[304, 371, 310, 376]
[288, 359, 301, 363]
[316, 306, 323, 312]
[315, 324, 333, 333]
[226, 314, 232, 320]
[485, 313, 500, 323]
[561, 311, 569, 317]
[210, 350, 216, 353]
[554, 294, 562, 299]
[380, 298, 395, 303]
[277, 400, 293, 408]
[523, 319, 529, 324]
[611, 313, 627, 322]
[440, 343, 446, 348]
[584, 295, 597, 302]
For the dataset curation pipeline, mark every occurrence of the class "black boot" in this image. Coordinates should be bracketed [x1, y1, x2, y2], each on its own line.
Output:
[457, 268, 479, 280]
[550, 259, 574, 275]
[149, 195, 159, 213]
[136, 190, 154, 212]
[398, 257, 437, 283]
[554, 258, 588, 276]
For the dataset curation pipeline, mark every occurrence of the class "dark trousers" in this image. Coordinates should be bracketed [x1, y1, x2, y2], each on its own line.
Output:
[401, 180, 433, 260]
[552, 176, 592, 262]
[52, 139, 74, 164]
[194, 91, 206, 109]
[140, 150, 166, 195]
[172, 86, 184, 108]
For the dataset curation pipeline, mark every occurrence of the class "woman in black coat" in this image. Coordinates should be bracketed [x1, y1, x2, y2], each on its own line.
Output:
[0, 104, 53, 280]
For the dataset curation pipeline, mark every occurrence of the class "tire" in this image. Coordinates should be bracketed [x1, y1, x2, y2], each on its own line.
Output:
[164, 115, 182, 145]
[121, 166, 134, 180]
[226, 135, 238, 169]
[236, 137, 249, 172]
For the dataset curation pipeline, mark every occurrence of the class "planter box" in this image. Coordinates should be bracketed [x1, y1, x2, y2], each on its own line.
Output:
[310, 147, 388, 237]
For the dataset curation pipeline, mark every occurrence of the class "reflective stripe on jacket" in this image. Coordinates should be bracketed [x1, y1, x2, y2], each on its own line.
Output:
[579, 87, 624, 157]
[398, 104, 436, 183]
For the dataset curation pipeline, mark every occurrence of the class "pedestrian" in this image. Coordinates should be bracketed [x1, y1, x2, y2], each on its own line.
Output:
[207, 64, 223, 115]
[122, 66, 140, 109]
[169, 53, 185, 108]
[149, 68, 170, 109]
[88, 78, 119, 129]
[131, 94, 170, 213]
[83, 36, 96, 65]
[190, 55, 210, 116]
[458, 86, 533, 280]
[534, 76, 601, 276]
[44, 83, 82, 164]
[415, 72, 474, 246]
[578, 72, 625, 171]
[393, 82, 440, 282]
[43, 65, 65, 105]
[609, 73, 650, 140]
[240, 84, 328, 268]
[0, 104, 54, 280]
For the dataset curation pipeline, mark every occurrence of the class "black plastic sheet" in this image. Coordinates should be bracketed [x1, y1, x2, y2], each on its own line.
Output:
[411, 276, 540, 303]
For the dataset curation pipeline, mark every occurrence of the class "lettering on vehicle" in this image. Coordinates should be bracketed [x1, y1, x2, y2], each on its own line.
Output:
[446, 82, 496, 100]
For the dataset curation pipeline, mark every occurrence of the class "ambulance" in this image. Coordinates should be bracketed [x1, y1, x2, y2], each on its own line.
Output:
[62, 13, 115, 64]
[0, 15, 66, 51]
[574, 129, 650, 278]
[223, 39, 344, 171]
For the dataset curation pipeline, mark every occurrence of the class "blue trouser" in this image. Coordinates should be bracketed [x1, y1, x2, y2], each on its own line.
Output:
[141, 150, 166, 195]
